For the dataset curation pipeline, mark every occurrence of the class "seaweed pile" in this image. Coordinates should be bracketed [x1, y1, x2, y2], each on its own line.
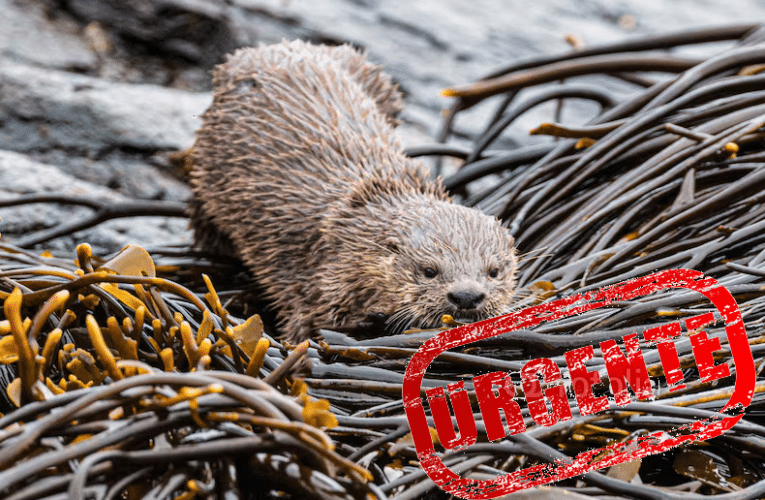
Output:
[0, 244, 374, 499]
[3, 23, 765, 500]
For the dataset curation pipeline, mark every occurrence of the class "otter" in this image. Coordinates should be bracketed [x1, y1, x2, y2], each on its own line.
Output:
[188, 40, 518, 341]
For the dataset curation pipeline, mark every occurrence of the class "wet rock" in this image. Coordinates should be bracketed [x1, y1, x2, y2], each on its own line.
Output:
[0, 149, 191, 253]
[0, 0, 98, 71]
[59, 0, 241, 66]
[0, 61, 209, 155]
[227, 0, 765, 139]
[2, 0, 765, 256]
[0, 149, 121, 200]
[0, 61, 207, 201]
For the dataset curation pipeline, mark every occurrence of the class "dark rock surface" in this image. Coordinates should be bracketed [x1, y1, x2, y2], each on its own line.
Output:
[1, 0, 764, 253]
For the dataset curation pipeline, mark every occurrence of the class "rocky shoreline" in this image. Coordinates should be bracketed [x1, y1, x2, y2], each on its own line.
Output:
[2, 0, 765, 254]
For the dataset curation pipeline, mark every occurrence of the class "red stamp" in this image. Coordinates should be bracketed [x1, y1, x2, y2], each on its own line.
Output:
[403, 269, 755, 499]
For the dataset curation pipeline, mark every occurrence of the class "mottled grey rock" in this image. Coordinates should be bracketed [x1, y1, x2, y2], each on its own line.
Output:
[30, 150, 192, 202]
[0, 0, 97, 71]
[0, 148, 119, 238]
[61, 0, 241, 65]
[0, 149, 191, 253]
[0, 61, 210, 154]
[0, 149, 121, 199]
[2, 0, 765, 255]
[228, 0, 765, 138]
[0, 61, 205, 203]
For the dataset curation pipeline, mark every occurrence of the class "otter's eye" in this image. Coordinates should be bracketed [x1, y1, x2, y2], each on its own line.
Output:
[488, 268, 499, 278]
[423, 267, 438, 279]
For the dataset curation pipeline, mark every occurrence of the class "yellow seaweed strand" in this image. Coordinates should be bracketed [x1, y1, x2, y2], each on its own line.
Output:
[246, 338, 271, 378]
[202, 274, 228, 329]
[195, 353, 211, 372]
[40, 328, 63, 378]
[141, 384, 223, 410]
[76, 243, 93, 273]
[160, 348, 175, 372]
[152, 318, 165, 345]
[133, 284, 159, 320]
[186, 387, 208, 428]
[85, 315, 124, 381]
[122, 316, 133, 339]
[196, 310, 213, 346]
[105, 316, 138, 361]
[27, 290, 70, 342]
[5, 288, 38, 401]
[133, 305, 146, 342]
[180, 321, 200, 368]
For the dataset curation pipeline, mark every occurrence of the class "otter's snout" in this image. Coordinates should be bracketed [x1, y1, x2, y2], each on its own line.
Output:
[447, 290, 486, 310]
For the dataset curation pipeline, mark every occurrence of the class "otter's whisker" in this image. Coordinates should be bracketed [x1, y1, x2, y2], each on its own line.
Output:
[517, 248, 553, 264]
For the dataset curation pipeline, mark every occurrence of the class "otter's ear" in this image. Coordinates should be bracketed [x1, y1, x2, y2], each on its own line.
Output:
[347, 178, 389, 208]
[234, 76, 259, 94]
[348, 189, 368, 209]
[383, 237, 400, 254]
[507, 232, 516, 248]
[503, 226, 515, 246]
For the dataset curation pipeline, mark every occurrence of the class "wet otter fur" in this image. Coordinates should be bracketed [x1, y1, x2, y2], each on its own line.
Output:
[188, 40, 518, 341]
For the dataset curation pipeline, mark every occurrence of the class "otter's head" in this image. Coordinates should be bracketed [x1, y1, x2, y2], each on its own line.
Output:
[381, 197, 517, 332]
[325, 191, 518, 333]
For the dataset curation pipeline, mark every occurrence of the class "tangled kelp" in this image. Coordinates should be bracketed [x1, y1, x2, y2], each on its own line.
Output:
[5, 22, 765, 500]
[0, 244, 373, 499]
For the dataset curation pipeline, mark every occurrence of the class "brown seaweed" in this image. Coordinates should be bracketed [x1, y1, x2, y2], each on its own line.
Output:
[5, 23, 765, 499]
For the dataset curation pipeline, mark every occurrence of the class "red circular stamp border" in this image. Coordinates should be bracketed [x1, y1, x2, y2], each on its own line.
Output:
[402, 269, 755, 499]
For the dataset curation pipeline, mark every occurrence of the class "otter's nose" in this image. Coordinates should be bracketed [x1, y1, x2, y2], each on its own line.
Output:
[447, 290, 486, 310]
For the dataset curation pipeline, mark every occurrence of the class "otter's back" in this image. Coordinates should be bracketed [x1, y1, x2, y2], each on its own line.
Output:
[190, 40, 430, 218]
[188, 40, 434, 308]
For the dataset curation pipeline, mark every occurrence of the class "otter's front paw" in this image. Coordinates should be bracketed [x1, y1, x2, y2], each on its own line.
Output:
[356, 312, 389, 336]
